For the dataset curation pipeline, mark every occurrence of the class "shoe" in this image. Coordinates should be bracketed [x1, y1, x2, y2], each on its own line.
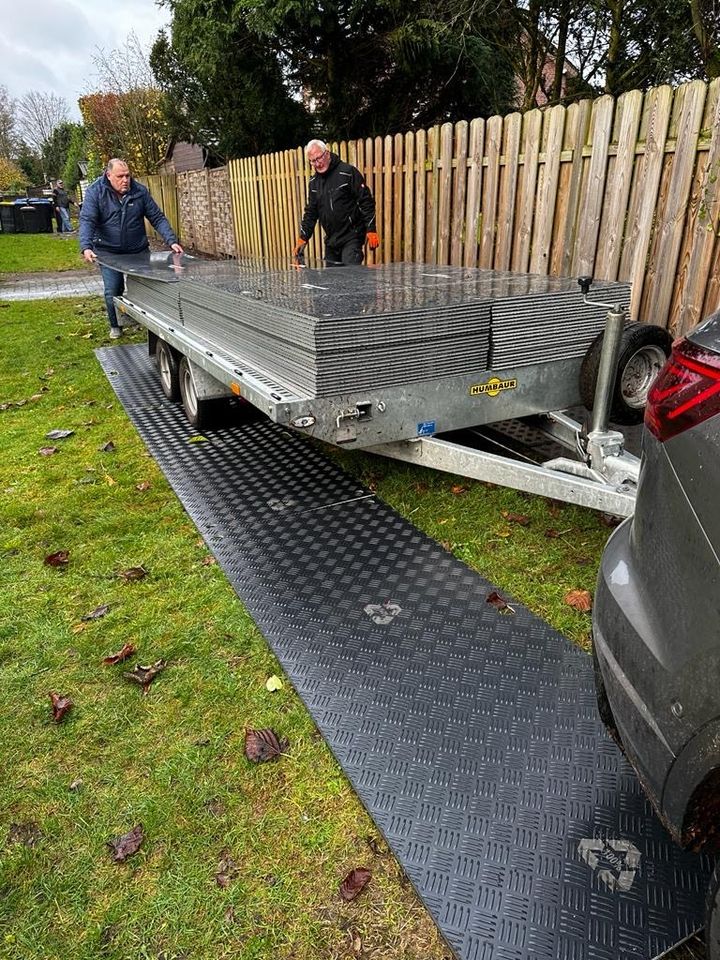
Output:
[109, 327, 122, 339]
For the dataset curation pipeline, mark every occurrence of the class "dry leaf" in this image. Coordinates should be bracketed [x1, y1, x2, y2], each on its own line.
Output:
[501, 511, 530, 526]
[103, 642, 137, 665]
[123, 659, 166, 692]
[45, 428, 73, 440]
[340, 867, 372, 902]
[108, 824, 144, 863]
[265, 675, 283, 692]
[564, 589, 592, 612]
[135, 481, 151, 491]
[39, 446, 59, 456]
[118, 566, 148, 582]
[214, 849, 240, 888]
[486, 590, 515, 614]
[49, 691, 73, 722]
[451, 484, 468, 495]
[44, 550, 70, 567]
[244, 727, 288, 763]
[100, 441, 116, 453]
[81, 603, 110, 622]
[202, 555, 216, 566]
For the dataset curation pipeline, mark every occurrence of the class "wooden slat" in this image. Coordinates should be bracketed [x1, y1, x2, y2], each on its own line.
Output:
[672, 79, 720, 334]
[644, 80, 707, 327]
[480, 115, 502, 268]
[463, 118, 485, 268]
[552, 100, 591, 276]
[495, 111, 521, 271]
[594, 90, 643, 280]
[383, 135, 393, 264]
[404, 131, 415, 262]
[572, 95, 614, 276]
[364, 138, 376, 266]
[513, 109, 541, 273]
[414, 129, 427, 263]
[530, 104, 565, 275]
[393, 133, 404, 263]
[374, 136, 384, 264]
[450, 120, 468, 266]
[437, 122, 454, 264]
[425, 125, 440, 264]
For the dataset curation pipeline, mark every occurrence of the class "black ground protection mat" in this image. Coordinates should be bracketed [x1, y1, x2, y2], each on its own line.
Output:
[98, 344, 713, 960]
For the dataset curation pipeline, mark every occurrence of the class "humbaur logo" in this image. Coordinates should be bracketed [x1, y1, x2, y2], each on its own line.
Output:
[469, 376, 518, 398]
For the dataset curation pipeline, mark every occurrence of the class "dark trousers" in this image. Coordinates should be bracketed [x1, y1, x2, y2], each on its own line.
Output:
[324, 236, 364, 266]
[99, 264, 125, 328]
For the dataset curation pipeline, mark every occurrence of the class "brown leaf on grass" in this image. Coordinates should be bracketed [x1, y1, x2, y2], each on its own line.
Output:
[244, 727, 289, 763]
[118, 566, 148, 582]
[135, 481, 151, 491]
[600, 513, 622, 528]
[6, 822, 42, 847]
[123, 660, 166, 693]
[564, 589, 592, 612]
[214, 849, 240, 888]
[100, 441, 116, 453]
[103, 642, 136, 665]
[486, 590, 515, 613]
[39, 446, 59, 456]
[49, 691, 73, 722]
[545, 528, 560, 538]
[44, 550, 69, 567]
[501, 511, 530, 526]
[108, 824, 144, 863]
[81, 603, 111, 622]
[451, 484, 468, 495]
[45, 428, 73, 440]
[202, 555, 217, 566]
[340, 867, 372, 902]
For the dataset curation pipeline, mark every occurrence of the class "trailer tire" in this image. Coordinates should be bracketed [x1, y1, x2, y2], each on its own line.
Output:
[156, 339, 180, 402]
[178, 356, 225, 431]
[706, 863, 720, 959]
[579, 323, 672, 425]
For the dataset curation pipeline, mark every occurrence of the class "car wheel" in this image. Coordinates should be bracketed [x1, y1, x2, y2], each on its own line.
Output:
[580, 322, 673, 425]
[156, 339, 180, 402]
[178, 356, 225, 430]
[706, 863, 720, 959]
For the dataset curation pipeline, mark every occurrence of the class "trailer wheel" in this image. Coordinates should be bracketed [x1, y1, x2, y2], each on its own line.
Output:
[156, 339, 180, 402]
[706, 863, 720, 959]
[178, 356, 224, 430]
[579, 323, 672, 425]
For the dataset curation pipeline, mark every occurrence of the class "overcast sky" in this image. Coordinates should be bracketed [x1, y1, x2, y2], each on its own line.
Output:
[0, 0, 171, 120]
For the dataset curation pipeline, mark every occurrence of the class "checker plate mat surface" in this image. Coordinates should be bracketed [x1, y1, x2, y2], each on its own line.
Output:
[98, 344, 714, 960]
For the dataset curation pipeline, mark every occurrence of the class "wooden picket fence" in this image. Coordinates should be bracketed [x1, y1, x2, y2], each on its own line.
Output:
[224, 78, 720, 337]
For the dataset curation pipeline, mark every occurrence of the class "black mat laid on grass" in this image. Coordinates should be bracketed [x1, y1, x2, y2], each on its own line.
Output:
[97, 343, 713, 960]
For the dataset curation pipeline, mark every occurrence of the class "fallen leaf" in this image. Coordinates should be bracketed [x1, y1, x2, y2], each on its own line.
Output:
[44, 550, 70, 567]
[202, 555, 217, 566]
[81, 603, 111, 622]
[100, 441, 116, 453]
[104, 474, 117, 486]
[187, 435, 208, 443]
[71, 622, 88, 635]
[501, 511, 530, 526]
[39, 446, 59, 456]
[486, 590, 515, 614]
[214, 849, 239, 888]
[451, 484, 468, 495]
[107, 824, 144, 863]
[118, 566, 148, 582]
[564, 589, 592, 612]
[244, 727, 289, 763]
[123, 660, 166, 692]
[49, 691, 73, 722]
[265, 675, 284, 692]
[6, 822, 41, 847]
[45, 428, 73, 440]
[135, 481, 151, 491]
[600, 513, 622, 528]
[103, 642, 136, 665]
[340, 867, 372, 902]
[69, 779, 83, 792]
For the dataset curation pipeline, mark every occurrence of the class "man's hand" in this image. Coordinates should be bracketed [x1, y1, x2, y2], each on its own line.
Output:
[83, 249, 97, 263]
[171, 243, 184, 254]
[366, 231, 380, 250]
[292, 237, 307, 259]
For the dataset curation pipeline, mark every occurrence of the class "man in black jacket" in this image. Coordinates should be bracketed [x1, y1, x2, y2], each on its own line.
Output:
[293, 140, 379, 266]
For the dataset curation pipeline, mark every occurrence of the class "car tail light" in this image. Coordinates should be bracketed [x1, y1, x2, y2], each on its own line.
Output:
[645, 338, 720, 441]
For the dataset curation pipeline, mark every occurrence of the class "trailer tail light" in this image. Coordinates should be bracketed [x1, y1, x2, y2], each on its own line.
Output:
[645, 338, 720, 442]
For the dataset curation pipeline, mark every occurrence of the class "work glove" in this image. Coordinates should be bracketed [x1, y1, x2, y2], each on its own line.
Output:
[292, 237, 307, 259]
[366, 231, 380, 250]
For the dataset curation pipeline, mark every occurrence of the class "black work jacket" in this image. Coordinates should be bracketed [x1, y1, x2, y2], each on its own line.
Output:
[299, 153, 376, 249]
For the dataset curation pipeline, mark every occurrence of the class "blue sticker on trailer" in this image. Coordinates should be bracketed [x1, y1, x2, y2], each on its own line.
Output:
[417, 420, 436, 437]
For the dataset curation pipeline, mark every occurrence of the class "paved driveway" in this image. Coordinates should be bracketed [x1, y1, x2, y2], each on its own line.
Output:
[0, 268, 103, 301]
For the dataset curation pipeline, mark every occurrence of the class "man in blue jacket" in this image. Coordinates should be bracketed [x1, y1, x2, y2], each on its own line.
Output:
[80, 158, 183, 338]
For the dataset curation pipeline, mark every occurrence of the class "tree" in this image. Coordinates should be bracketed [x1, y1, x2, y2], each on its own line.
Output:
[0, 157, 29, 193]
[15, 91, 69, 179]
[62, 125, 89, 190]
[0, 85, 18, 159]
[15, 143, 43, 186]
[42, 122, 82, 181]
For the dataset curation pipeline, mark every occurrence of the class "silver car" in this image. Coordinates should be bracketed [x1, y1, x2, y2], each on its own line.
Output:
[593, 309, 720, 955]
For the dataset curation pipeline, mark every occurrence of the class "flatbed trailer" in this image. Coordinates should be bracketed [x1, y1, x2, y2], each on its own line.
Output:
[103, 253, 671, 517]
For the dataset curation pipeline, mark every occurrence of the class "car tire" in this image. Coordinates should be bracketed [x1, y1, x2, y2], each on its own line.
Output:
[178, 356, 226, 430]
[706, 863, 720, 959]
[156, 339, 180, 402]
[580, 322, 673, 425]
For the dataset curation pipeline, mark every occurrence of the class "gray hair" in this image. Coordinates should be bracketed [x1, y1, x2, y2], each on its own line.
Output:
[106, 158, 129, 172]
[305, 139, 328, 156]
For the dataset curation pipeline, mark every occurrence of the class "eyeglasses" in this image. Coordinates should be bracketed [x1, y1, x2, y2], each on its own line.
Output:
[308, 152, 328, 166]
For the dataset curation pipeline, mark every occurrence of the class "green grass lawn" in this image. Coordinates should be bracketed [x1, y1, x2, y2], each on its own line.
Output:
[0, 276, 613, 959]
[0, 232, 91, 274]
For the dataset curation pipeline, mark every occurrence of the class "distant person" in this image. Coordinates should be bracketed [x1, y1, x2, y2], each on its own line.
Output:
[293, 139, 379, 266]
[52, 180, 77, 233]
[79, 158, 183, 339]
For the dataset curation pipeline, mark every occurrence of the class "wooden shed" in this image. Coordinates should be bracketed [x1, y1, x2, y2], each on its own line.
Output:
[158, 141, 222, 175]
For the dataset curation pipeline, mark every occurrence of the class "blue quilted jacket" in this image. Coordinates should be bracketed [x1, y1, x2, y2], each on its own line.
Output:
[79, 175, 177, 255]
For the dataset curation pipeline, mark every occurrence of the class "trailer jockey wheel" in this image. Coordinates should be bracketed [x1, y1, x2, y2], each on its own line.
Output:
[706, 864, 720, 959]
[156, 339, 181, 402]
[178, 356, 225, 430]
[579, 322, 672, 425]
